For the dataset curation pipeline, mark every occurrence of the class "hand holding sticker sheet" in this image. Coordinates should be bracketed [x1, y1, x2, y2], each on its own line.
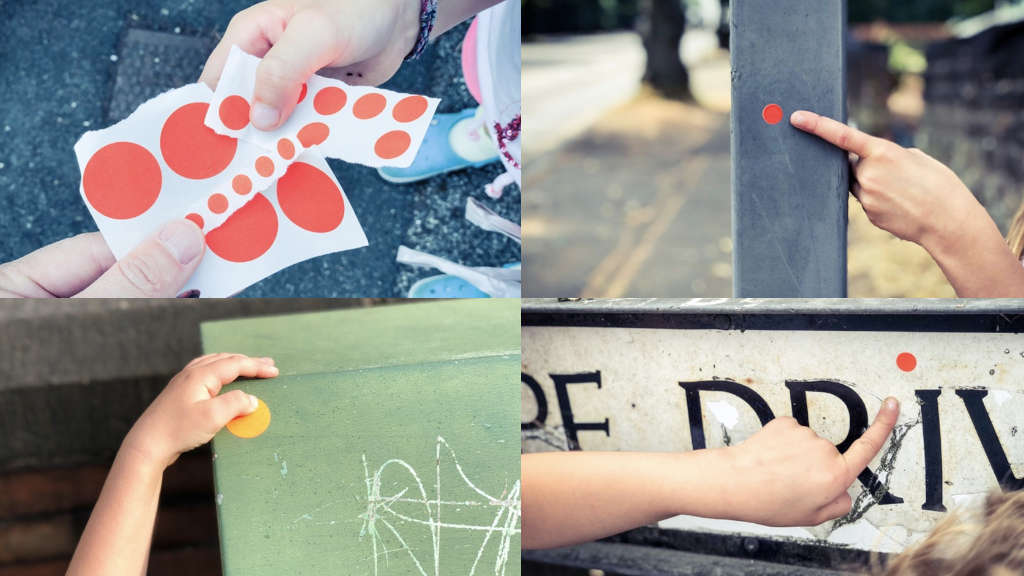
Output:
[74, 46, 439, 297]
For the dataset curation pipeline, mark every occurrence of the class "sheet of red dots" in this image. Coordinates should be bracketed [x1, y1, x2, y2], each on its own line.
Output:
[74, 46, 440, 297]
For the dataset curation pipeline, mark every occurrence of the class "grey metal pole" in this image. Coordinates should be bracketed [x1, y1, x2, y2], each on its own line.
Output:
[731, 0, 849, 297]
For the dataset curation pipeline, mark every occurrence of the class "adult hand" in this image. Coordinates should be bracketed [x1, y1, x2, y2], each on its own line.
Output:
[0, 219, 205, 297]
[790, 110, 984, 252]
[199, 0, 422, 130]
[722, 397, 900, 526]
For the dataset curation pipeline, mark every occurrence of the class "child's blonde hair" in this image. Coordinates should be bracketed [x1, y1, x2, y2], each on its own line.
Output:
[870, 490, 1024, 576]
[1007, 204, 1024, 260]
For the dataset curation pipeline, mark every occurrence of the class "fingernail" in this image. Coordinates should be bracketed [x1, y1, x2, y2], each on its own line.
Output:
[247, 394, 259, 410]
[251, 102, 279, 130]
[159, 219, 204, 265]
[790, 111, 810, 127]
[885, 397, 899, 410]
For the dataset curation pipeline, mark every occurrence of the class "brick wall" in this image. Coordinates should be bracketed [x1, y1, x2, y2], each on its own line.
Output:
[917, 18, 1024, 232]
[0, 299, 395, 575]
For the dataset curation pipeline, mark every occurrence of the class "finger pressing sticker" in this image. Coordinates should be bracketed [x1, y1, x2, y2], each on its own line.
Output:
[227, 396, 271, 438]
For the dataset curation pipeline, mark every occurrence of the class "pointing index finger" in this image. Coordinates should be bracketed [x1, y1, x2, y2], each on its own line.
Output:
[790, 110, 882, 158]
[842, 397, 900, 482]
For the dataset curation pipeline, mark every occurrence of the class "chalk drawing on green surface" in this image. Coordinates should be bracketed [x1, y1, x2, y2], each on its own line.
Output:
[359, 436, 521, 576]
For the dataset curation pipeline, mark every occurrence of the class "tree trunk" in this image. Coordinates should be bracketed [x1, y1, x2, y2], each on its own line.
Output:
[638, 0, 693, 100]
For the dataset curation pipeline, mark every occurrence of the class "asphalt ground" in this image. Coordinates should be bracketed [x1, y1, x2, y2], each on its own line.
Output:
[0, 0, 520, 297]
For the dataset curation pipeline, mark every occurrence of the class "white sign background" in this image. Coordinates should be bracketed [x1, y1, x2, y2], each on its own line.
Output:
[521, 325, 1024, 553]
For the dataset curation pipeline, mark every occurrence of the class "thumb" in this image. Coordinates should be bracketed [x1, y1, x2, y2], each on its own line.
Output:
[205, 390, 260, 430]
[75, 219, 204, 297]
[250, 8, 345, 130]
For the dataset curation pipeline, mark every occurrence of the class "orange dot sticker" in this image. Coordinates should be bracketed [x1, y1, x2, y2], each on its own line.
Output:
[82, 141, 162, 220]
[185, 212, 204, 229]
[762, 103, 783, 125]
[353, 93, 387, 119]
[393, 95, 428, 123]
[313, 86, 347, 115]
[374, 130, 411, 160]
[255, 156, 274, 177]
[278, 162, 345, 233]
[297, 82, 308, 104]
[226, 396, 271, 439]
[219, 95, 250, 130]
[277, 138, 295, 160]
[161, 102, 238, 179]
[897, 352, 917, 372]
[205, 193, 278, 262]
[208, 193, 228, 214]
[232, 174, 252, 195]
[297, 122, 330, 148]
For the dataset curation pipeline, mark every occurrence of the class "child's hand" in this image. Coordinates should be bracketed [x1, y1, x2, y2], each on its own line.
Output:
[721, 397, 899, 526]
[790, 110, 983, 253]
[199, 0, 421, 130]
[122, 354, 279, 469]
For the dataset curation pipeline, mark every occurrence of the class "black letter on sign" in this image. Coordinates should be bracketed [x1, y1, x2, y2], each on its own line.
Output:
[915, 389, 946, 511]
[785, 381, 903, 505]
[956, 389, 1024, 490]
[678, 380, 774, 450]
[551, 372, 610, 451]
[521, 373, 548, 431]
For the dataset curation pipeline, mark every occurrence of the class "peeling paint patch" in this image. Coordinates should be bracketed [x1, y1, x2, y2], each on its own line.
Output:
[707, 400, 739, 429]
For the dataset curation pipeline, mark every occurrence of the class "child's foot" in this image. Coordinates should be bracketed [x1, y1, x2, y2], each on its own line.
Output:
[378, 107, 499, 184]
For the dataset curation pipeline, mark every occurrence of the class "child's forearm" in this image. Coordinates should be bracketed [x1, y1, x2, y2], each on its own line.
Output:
[67, 438, 164, 576]
[521, 450, 732, 550]
[923, 204, 1024, 297]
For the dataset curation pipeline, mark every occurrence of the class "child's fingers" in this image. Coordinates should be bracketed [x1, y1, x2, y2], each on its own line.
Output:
[790, 111, 883, 159]
[842, 397, 899, 481]
[251, 8, 344, 130]
[203, 355, 279, 393]
[202, 389, 259, 429]
[198, 6, 280, 88]
[185, 353, 226, 369]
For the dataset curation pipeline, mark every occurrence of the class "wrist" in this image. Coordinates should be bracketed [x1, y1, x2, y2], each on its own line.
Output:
[397, 0, 425, 59]
[919, 198, 987, 265]
[670, 447, 742, 521]
[121, 426, 174, 473]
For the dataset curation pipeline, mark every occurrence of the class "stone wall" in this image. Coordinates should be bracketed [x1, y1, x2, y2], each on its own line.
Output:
[917, 18, 1024, 232]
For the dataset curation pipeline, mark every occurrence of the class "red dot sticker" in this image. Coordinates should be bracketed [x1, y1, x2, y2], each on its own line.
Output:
[82, 142, 162, 219]
[393, 95, 428, 123]
[232, 174, 252, 195]
[185, 213, 204, 229]
[161, 102, 238, 179]
[313, 86, 347, 115]
[897, 352, 917, 372]
[205, 193, 278, 263]
[255, 156, 274, 177]
[297, 82, 308, 104]
[219, 95, 250, 130]
[277, 138, 295, 160]
[762, 103, 783, 125]
[208, 193, 228, 214]
[277, 162, 345, 233]
[374, 130, 411, 159]
[297, 122, 329, 148]
[353, 93, 387, 119]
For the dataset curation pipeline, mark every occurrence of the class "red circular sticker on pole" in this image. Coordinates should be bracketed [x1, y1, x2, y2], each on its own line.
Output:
[762, 103, 783, 125]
